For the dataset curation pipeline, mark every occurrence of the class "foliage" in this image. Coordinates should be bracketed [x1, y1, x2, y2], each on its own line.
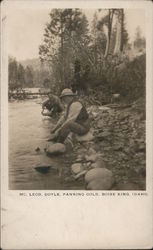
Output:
[9, 9, 146, 103]
[88, 53, 146, 103]
[39, 9, 90, 91]
[133, 26, 146, 51]
[9, 57, 26, 91]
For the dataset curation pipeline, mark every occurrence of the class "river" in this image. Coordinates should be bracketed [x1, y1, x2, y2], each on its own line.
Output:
[9, 97, 84, 190]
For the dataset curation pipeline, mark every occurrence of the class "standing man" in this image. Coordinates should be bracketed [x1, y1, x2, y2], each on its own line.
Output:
[49, 88, 90, 143]
[71, 60, 81, 94]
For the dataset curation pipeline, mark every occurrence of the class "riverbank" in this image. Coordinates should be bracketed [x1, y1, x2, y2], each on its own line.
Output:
[61, 97, 146, 190]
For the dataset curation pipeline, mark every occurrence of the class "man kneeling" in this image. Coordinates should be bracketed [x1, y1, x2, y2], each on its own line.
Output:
[49, 88, 90, 143]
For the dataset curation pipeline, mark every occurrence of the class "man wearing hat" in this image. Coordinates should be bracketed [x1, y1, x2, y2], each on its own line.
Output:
[49, 88, 90, 143]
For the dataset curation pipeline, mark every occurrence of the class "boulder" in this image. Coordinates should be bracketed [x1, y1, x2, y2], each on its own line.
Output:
[75, 131, 94, 142]
[46, 143, 66, 155]
[85, 168, 112, 184]
[71, 163, 82, 174]
[87, 177, 113, 190]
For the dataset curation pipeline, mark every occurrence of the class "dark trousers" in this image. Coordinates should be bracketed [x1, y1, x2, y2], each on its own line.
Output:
[57, 121, 89, 143]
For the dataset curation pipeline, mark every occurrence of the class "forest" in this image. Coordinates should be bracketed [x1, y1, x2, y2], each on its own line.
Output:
[8, 8, 145, 103]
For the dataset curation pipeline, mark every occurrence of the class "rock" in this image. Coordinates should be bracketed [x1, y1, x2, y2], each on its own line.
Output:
[34, 165, 51, 174]
[138, 168, 146, 177]
[88, 147, 97, 155]
[87, 177, 113, 190]
[71, 163, 82, 174]
[46, 143, 66, 155]
[75, 131, 94, 142]
[75, 156, 84, 163]
[138, 143, 145, 152]
[113, 144, 123, 151]
[64, 176, 74, 182]
[91, 159, 106, 168]
[98, 106, 110, 111]
[35, 147, 40, 152]
[85, 168, 113, 184]
[96, 131, 111, 139]
[97, 120, 103, 128]
[86, 162, 91, 167]
[85, 154, 98, 163]
[87, 105, 98, 113]
[74, 170, 87, 180]
[92, 112, 98, 118]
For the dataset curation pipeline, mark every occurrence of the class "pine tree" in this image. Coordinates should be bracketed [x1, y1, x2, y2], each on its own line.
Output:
[17, 64, 25, 88]
[39, 9, 89, 88]
[24, 66, 34, 87]
[133, 26, 145, 51]
[8, 57, 18, 91]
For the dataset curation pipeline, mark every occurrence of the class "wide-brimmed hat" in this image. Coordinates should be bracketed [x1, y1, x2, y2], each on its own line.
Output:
[60, 88, 76, 98]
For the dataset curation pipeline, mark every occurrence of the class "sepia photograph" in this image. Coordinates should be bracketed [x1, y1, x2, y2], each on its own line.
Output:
[1, 1, 153, 249]
[8, 7, 146, 190]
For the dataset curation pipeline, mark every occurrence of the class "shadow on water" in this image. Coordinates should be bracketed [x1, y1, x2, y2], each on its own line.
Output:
[9, 99, 84, 190]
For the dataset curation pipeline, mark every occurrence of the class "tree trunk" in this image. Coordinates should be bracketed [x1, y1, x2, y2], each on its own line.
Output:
[114, 9, 124, 54]
[60, 13, 65, 87]
[104, 10, 114, 58]
[120, 9, 124, 52]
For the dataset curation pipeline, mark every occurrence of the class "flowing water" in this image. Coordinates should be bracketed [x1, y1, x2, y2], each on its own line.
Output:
[9, 98, 84, 190]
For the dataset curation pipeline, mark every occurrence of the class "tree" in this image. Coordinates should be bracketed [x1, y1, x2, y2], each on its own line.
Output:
[24, 66, 34, 87]
[113, 9, 128, 54]
[17, 64, 25, 87]
[43, 78, 50, 88]
[97, 9, 115, 58]
[39, 9, 89, 89]
[133, 26, 145, 51]
[89, 12, 107, 74]
[8, 57, 18, 91]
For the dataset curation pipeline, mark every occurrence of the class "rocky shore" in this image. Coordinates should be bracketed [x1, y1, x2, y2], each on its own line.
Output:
[61, 97, 146, 190]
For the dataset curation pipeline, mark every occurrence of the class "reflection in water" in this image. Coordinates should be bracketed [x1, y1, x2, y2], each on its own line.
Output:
[9, 99, 84, 190]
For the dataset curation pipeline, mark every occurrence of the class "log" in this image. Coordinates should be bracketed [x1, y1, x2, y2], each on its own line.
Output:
[9, 92, 50, 96]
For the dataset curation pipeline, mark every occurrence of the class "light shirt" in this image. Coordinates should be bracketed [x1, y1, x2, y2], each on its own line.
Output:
[66, 102, 82, 122]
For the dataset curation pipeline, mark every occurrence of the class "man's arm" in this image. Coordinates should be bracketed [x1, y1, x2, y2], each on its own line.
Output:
[51, 112, 65, 133]
[55, 96, 63, 111]
[51, 102, 82, 133]
[42, 99, 49, 109]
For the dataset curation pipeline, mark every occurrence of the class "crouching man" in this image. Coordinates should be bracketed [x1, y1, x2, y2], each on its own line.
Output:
[49, 88, 90, 143]
[41, 93, 63, 117]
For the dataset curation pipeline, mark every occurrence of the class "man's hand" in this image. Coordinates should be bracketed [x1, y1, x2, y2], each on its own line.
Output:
[50, 126, 56, 134]
[48, 130, 59, 141]
[41, 109, 44, 115]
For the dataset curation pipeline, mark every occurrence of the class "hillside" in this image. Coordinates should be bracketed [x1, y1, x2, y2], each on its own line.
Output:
[20, 58, 50, 71]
